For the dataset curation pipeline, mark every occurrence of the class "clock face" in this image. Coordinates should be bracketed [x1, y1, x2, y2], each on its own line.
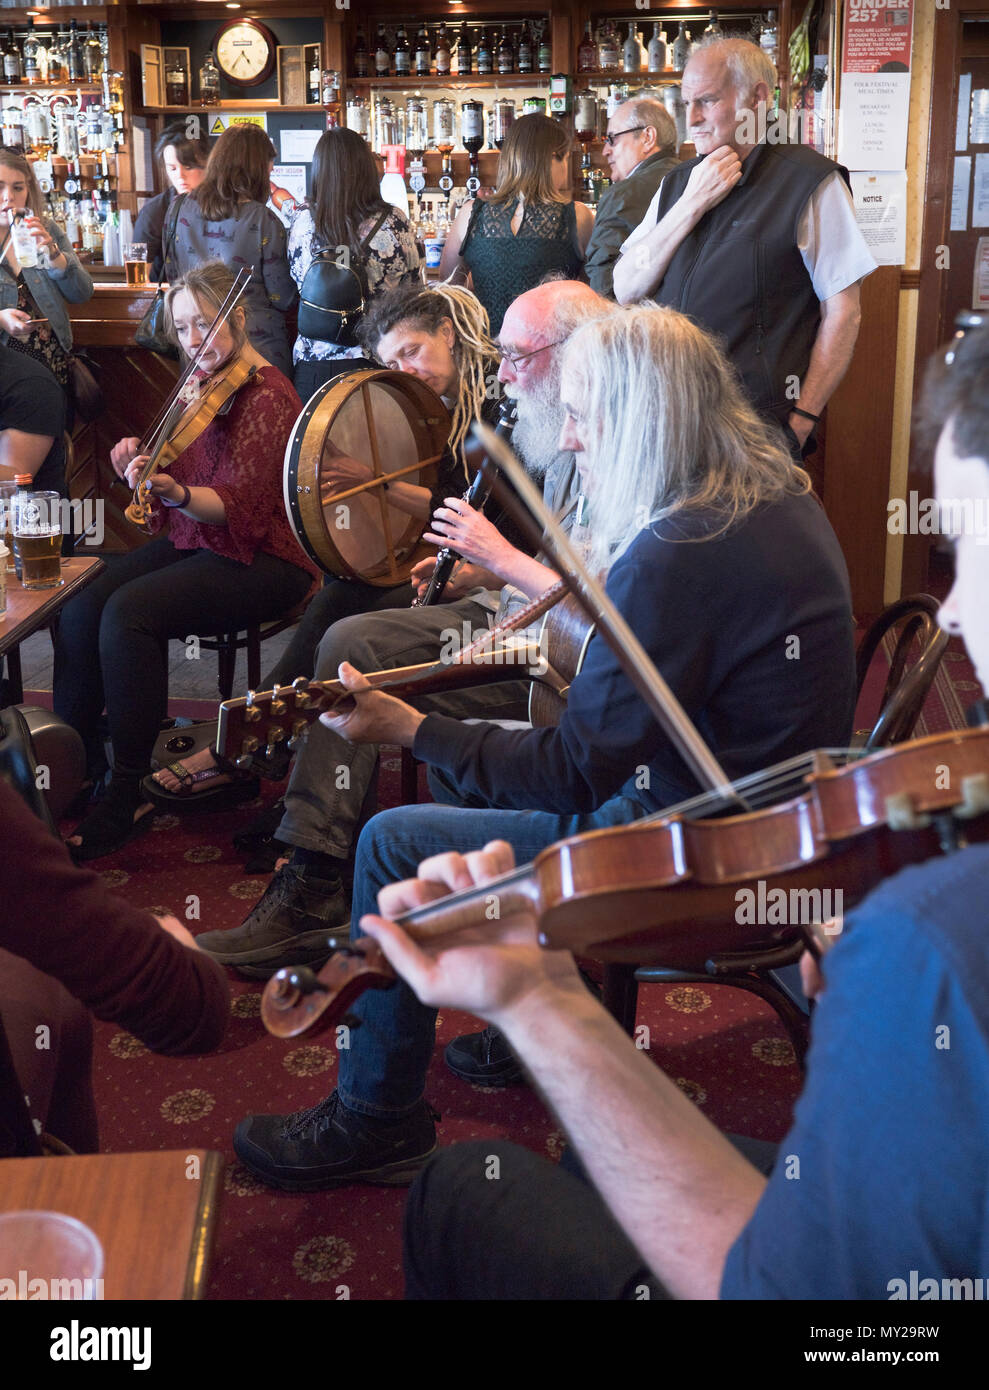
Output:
[214, 19, 276, 87]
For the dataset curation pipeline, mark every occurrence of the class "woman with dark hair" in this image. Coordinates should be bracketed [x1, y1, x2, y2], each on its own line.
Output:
[53, 260, 318, 861]
[166, 123, 296, 374]
[439, 113, 594, 335]
[134, 120, 211, 280]
[288, 126, 420, 401]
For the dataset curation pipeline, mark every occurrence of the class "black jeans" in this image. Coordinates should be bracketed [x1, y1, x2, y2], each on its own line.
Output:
[52, 535, 313, 782]
[403, 1136, 779, 1300]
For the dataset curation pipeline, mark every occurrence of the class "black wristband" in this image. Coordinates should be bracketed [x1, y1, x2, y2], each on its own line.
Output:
[791, 406, 821, 424]
[162, 483, 191, 509]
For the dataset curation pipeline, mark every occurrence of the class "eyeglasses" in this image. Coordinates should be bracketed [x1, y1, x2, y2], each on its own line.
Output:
[603, 125, 648, 149]
[496, 339, 566, 370]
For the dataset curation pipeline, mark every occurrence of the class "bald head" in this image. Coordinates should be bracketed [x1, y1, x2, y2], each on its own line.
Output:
[502, 280, 607, 349]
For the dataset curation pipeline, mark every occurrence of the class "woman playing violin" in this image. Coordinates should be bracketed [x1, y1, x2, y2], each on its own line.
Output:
[53, 261, 318, 862]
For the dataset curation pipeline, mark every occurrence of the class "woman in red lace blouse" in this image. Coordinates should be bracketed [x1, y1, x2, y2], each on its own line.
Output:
[53, 261, 317, 862]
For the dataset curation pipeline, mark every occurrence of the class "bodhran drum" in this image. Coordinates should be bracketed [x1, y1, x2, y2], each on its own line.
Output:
[284, 370, 451, 586]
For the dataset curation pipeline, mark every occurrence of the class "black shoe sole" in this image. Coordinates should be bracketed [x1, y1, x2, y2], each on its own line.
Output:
[232, 1142, 438, 1191]
[443, 1057, 526, 1089]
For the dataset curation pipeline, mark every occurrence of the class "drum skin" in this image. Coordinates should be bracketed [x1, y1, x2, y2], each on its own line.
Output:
[284, 370, 451, 586]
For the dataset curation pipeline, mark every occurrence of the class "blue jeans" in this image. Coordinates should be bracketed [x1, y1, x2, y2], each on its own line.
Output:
[337, 794, 647, 1118]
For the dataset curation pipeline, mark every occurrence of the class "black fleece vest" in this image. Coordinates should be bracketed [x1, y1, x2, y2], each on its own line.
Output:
[653, 142, 849, 422]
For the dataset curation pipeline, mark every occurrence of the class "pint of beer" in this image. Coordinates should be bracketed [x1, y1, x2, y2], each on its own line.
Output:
[12, 489, 62, 590]
[124, 242, 149, 287]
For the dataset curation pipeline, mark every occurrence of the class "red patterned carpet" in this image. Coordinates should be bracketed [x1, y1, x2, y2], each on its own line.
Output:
[29, 600, 984, 1301]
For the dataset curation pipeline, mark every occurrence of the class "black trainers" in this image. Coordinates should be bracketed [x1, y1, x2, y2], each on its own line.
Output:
[232, 1092, 438, 1191]
[443, 1024, 524, 1088]
[195, 861, 349, 978]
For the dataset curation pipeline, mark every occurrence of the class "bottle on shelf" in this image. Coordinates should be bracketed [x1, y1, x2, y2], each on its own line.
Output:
[577, 20, 598, 75]
[598, 21, 619, 72]
[497, 26, 514, 76]
[671, 22, 691, 72]
[648, 24, 667, 74]
[198, 52, 220, 107]
[413, 24, 431, 77]
[434, 22, 451, 79]
[456, 22, 472, 77]
[346, 93, 370, 138]
[476, 28, 493, 77]
[67, 19, 84, 84]
[703, 10, 724, 42]
[84, 24, 103, 83]
[307, 48, 321, 102]
[492, 97, 515, 150]
[165, 52, 188, 107]
[1, 101, 23, 152]
[537, 23, 552, 75]
[374, 24, 390, 78]
[22, 20, 40, 87]
[760, 11, 779, 66]
[23, 98, 50, 156]
[394, 24, 411, 78]
[2, 29, 20, 84]
[353, 26, 369, 80]
[461, 98, 483, 197]
[623, 23, 641, 75]
[518, 22, 533, 75]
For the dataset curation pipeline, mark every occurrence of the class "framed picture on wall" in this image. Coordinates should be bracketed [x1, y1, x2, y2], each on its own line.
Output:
[277, 46, 305, 107]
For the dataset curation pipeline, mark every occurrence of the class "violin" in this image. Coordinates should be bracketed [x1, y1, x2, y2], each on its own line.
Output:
[262, 722, 989, 1038]
[125, 269, 256, 528]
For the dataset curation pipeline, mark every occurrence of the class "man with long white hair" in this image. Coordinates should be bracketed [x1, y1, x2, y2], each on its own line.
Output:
[231, 304, 859, 1194]
[614, 38, 875, 459]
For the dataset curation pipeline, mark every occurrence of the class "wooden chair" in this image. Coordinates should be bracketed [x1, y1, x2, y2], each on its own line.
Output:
[200, 602, 308, 702]
[602, 595, 950, 1060]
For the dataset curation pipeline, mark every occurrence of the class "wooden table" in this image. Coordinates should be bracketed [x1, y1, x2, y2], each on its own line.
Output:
[1, 556, 105, 704]
[0, 1150, 224, 1299]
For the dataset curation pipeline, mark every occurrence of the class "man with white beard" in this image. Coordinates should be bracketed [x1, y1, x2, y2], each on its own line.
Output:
[195, 280, 609, 981]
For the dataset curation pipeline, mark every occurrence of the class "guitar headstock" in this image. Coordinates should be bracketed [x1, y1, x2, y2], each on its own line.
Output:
[261, 939, 395, 1038]
[217, 676, 336, 769]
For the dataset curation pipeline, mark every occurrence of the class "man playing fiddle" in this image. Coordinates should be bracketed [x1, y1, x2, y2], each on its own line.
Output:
[357, 325, 989, 1299]
[53, 260, 318, 862]
[231, 303, 859, 1192]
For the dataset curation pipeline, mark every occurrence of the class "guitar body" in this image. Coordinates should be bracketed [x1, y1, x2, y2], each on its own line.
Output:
[528, 594, 596, 728]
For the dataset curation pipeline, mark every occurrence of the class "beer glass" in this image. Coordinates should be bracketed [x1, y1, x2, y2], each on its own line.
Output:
[0, 1211, 103, 1299]
[0, 481, 15, 573]
[13, 489, 63, 590]
[123, 242, 149, 287]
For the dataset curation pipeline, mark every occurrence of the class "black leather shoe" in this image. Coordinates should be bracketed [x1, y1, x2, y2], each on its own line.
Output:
[233, 1093, 438, 1191]
[444, 1024, 524, 1088]
[195, 862, 348, 975]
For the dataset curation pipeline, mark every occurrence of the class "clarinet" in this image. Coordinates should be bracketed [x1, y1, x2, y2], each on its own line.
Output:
[413, 398, 517, 608]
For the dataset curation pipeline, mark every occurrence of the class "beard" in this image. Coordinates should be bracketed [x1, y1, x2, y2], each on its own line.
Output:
[503, 371, 567, 480]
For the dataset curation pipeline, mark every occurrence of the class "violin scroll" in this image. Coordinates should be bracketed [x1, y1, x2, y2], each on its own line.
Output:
[261, 938, 396, 1039]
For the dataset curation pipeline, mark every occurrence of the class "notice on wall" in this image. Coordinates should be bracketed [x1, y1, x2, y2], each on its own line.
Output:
[838, 0, 914, 171]
[204, 112, 268, 136]
[268, 164, 308, 228]
[850, 171, 907, 265]
[973, 237, 989, 313]
[280, 128, 322, 164]
[974, 154, 989, 228]
[957, 73, 973, 152]
[971, 89, 989, 146]
[952, 157, 972, 233]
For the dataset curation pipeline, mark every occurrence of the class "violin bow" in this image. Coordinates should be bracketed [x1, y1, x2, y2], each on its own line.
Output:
[472, 421, 747, 811]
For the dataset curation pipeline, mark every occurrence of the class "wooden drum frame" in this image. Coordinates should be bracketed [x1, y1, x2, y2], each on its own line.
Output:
[283, 369, 451, 587]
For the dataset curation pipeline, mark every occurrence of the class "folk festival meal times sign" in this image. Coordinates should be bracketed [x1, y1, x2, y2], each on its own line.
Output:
[838, 0, 915, 171]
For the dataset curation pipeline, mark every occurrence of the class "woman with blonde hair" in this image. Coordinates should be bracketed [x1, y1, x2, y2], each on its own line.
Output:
[166, 123, 296, 374]
[439, 113, 594, 335]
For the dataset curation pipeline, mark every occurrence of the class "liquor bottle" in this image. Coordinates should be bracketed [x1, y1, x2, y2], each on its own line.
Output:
[374, 24, 390, 78]
[166, 51, 188, 106]
[476, 29, 493, 76]
[461, 98, 483, 197]
[671, 22, 691, 72]
[622, 23, 641, 74]
[84, 23, 104, 83]
[22, 20, 40, 86]
[353, 27, 369, 79]
[2, 29, 20, 83]
[456, 23, 472, 77]
[198, 51, 220, 107]
[414, 24, 431, 77]
[308, 49, 321, 102]
[760, 11, 779, 65]
[67, 19, 84, 83]
[537, 25, 552, 74]
[497, 26, 514, 76]
[394, 24, 411, 77]
[703, 10, 724, 42]
[647, 23, 667, 74]
[516, 22, 533, 74]
[598, 22, 619, 71]
[577, 20, 597, 75]
[434, 22, 451, 78]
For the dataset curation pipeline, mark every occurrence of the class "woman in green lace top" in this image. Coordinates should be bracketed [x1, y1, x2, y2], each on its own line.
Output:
[438, 114, 594, 337]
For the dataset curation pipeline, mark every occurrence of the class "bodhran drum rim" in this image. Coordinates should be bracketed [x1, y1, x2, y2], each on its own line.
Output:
[283, 369, 451, 587]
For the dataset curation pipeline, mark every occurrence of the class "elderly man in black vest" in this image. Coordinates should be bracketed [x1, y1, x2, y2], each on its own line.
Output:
[614, 37, 875, 458]
[583, 98, 679, 300]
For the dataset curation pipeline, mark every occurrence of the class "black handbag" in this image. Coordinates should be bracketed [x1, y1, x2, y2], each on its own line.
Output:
[135, 193, 185, 356]
[297, 209, 390, 346]
[68, 351, 104, 423]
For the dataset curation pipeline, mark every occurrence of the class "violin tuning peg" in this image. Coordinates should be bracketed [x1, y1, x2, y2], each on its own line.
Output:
[283, 966, 327, 995]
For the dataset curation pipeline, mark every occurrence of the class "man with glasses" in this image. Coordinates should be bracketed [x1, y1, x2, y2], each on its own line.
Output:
[584, 99, 679, 299]
[614, 38, 875, 459]
[195, 280, 608, 983]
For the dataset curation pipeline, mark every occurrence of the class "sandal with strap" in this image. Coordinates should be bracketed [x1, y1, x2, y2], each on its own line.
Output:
[67, 788, 154, 864]
[142, 758, 259, 812]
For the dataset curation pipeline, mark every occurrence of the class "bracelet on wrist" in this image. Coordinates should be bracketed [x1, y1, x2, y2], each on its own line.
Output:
[791, 406, 821, 425]
[162, 484, 191, 510]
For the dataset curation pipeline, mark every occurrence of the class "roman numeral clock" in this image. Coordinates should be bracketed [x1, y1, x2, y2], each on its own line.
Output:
[213, 18, 277, 87]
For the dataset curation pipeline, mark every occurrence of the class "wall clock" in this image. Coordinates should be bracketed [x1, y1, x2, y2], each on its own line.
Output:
[214, 18, 277, 88]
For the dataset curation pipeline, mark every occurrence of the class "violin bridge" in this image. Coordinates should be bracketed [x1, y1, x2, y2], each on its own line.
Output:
[954, 773, 989, 821]
[885, 791, 932, 832]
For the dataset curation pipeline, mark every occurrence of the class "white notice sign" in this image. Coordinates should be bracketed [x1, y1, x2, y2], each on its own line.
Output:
[280, 128, 323, 164]
[974, 154, 989, 228]
[952, 157, 972, 233]
[957, 73, 972, 152]
[850, 171, 907, 266]
[971, 89, 989, 145]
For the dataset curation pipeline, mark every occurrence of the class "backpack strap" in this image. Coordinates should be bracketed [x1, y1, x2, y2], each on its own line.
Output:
[161, 191, 186, 278]
[357, 207, 391, 256]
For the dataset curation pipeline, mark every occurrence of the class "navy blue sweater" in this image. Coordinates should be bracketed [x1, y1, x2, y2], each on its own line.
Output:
[413, 489, 857, 814]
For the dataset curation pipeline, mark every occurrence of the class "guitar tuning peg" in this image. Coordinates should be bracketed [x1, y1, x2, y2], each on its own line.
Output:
[269, 699, 287, 717]
[235, 754, 254, 771]
[240, 735, 260, 756]
[267, 726, 287, 745]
